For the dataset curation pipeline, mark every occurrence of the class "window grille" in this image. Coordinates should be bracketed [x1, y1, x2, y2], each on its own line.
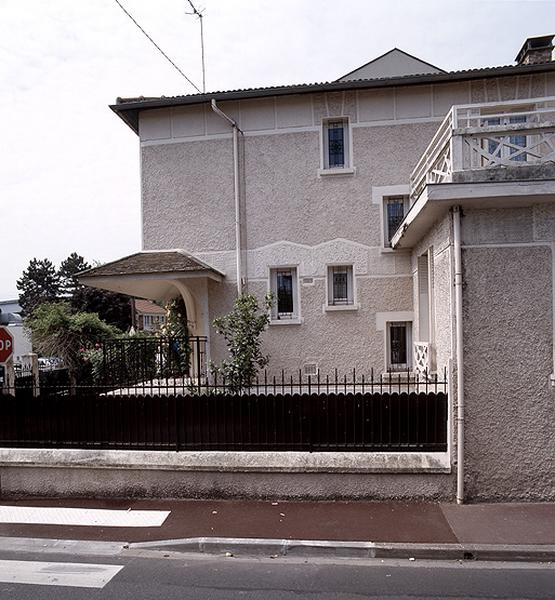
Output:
[385, 196, 406, 243]
[270, 267, 298, 320]
[388, 322, 410, 371]
[327, 121, 345, 167]
[328, 265, 354, 305]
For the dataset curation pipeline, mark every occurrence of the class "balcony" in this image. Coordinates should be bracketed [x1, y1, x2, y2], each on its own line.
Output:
[392, 97, 555, 248]
[410, 96, 555, 204]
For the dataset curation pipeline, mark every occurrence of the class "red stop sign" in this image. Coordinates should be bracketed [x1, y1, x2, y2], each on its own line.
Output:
[0, 327, 14, 363]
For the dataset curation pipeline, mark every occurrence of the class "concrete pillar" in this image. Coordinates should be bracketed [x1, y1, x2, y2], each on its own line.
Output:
[1, 356, 15, 396]
[22, 352, 40, 397]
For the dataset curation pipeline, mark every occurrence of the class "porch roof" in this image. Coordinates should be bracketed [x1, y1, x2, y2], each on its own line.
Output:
[78, 249, 225, 301]
[79, 250, 224, 279]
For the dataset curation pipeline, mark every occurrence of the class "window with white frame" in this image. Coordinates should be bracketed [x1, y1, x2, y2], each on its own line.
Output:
[384, 195, 409, 246]
[386, 321, 412, 371]
[142, 314, 166, 331]
[270, 267, 299, 321]
[327, 265, 354, 306]
[483, 107, 532, 164]
[322, 118, 350, 170]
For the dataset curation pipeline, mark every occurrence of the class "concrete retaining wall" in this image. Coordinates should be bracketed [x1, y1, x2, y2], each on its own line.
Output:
[0, 449, 453, 501]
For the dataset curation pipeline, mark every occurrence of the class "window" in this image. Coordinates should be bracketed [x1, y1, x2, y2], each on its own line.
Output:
[485, 114, 528, 163]
[270, 267, 299, 321]
[387, 322, 412, 371]
[384, 195, 409, 246]
[142, 314, 165, 331]
[327, 265, 354, 306]
[322, 118, 351, 170]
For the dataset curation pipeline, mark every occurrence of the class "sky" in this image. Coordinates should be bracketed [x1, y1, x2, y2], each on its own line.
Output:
[1, 0, 555, 299]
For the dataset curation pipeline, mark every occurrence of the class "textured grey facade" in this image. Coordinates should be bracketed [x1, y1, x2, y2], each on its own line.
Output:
[461, 208, 555, 501]
[138, 71, 554, 377]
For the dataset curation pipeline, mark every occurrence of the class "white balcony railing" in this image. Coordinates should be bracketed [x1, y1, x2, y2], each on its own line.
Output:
[409, 96, 555, 204]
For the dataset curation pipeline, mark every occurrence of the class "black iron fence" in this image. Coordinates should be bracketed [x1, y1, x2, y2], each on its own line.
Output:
[101, 336, 207, 388]
[0, 388, 447, 452]
[4, 336, 449, 453]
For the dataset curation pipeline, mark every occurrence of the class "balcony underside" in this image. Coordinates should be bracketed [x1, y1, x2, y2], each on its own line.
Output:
[392, 178, 555, 249]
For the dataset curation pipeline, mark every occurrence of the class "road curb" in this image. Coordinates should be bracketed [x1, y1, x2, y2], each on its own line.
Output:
[129, 537, 555, 562]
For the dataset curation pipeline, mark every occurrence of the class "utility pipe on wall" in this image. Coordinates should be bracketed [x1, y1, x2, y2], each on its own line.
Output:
[210, 99, 243, 296]
[453, 206, 465, 504]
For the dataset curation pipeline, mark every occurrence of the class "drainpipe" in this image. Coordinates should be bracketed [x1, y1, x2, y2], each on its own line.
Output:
[453, 206, 465, 504]
[210, 99, 243, 296]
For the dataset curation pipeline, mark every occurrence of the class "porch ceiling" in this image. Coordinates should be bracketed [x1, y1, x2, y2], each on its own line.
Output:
[78, 249, 224, 300]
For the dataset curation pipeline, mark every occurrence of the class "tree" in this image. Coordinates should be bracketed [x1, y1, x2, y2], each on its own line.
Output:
[59, 252, 91, 299]
[211, 293, 273, 391]
[17, 258, 61, 316]
[25, 302, 120, 391]
[59, 253, 133, 331]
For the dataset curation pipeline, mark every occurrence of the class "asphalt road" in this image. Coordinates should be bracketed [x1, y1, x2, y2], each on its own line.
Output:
[0, 546, 553, 600]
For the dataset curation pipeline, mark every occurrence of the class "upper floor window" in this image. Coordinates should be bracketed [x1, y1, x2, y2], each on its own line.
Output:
[484, 112, 529, 163]
[384, 195, 409, 246]
[270, 267, 299, 321]
[327, 265, 354, 306]
[322, 118, 351, 170]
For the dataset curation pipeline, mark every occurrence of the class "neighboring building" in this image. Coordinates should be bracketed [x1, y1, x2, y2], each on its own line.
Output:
[132, 298, 167, 332]
[81, 35, 555, 501]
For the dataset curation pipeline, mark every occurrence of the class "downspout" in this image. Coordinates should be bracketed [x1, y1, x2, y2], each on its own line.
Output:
[210, 99, 243, 296]
[453, 206, 465, 504]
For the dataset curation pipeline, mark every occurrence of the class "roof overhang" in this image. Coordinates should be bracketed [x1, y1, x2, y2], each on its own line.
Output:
[111, 61, 555, 135]
[392, 179, 555, 249]
[78, 250, 224, 301]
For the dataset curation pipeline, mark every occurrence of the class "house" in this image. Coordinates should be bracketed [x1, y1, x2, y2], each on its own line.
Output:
[80, 35, 555, 502]
[131, 298, 167, 332]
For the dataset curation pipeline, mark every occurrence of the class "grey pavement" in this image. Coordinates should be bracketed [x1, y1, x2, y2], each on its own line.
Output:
[0, 547, 553, 599]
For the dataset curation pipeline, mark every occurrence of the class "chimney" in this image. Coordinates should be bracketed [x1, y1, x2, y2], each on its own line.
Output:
[516, 34, 554, 65]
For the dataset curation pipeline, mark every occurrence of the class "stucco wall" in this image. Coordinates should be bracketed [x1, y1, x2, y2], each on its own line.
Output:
[235, 276, 414, 376]
[461, 243, 554, 501]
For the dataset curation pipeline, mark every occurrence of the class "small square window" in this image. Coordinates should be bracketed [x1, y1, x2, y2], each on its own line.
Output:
[327, 265, 354, 306]
[322, 118, 350, 170]
[270, 267, 299, 320]
[384, 195, 409, 246]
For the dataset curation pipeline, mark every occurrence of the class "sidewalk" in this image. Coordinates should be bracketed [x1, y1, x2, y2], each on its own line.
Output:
[0, 498, 554, 561]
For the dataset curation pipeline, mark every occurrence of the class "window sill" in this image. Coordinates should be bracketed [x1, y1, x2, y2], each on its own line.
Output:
[317, 167, 356, 177]
[269, 318, 303, 326]
[323, 303, 360, 312]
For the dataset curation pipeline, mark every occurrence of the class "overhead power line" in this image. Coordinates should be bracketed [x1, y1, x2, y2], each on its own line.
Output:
[113, 0, 202, 93]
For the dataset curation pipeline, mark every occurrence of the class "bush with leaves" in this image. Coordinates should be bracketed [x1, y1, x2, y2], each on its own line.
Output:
[25, 302, 120, 390]
[211, 293, 273, 391]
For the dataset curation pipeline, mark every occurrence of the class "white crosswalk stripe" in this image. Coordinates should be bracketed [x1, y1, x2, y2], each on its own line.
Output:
[0, 505, 170, 527]
[0, 559, 123, 589]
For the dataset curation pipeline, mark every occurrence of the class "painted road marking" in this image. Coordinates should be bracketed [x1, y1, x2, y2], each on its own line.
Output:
[0, 559, 123, 588]
[0, 506, 170, 527]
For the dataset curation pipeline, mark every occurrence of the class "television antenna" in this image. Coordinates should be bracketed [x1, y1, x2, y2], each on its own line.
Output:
[185, 0, 206, 93]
